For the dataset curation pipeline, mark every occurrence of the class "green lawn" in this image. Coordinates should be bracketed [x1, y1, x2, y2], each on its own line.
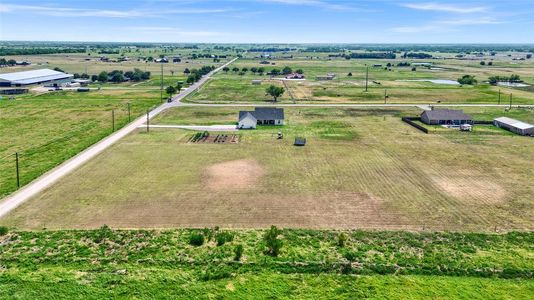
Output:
[0, 89, 161, 198]
[0, 228, 532, 299]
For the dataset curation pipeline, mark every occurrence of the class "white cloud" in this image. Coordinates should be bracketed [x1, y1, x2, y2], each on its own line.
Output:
[0, 4, 230, 18]
[402, 2, 487, 14]
[259, 0, 352, 11]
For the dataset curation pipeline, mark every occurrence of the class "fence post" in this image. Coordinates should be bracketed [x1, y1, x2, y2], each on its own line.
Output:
[146, 109, 150, 133]
[127, 102, 131, 123]
[112, 109, 115, 132]
[15, 152, 20, 189]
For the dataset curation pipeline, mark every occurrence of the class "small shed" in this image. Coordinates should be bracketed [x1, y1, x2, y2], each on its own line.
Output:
[251, 79, 262, 85]
[294, 137, 306, 146]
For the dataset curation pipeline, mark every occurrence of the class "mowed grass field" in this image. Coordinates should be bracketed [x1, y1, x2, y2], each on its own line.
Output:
[0, 89, 161, 198]
[2, 107, 533, 231]
[187, 57, 534, 104]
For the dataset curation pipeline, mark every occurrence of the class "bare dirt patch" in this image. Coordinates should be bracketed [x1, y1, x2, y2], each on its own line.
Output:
[430, 174, 507, 205]
[204, 159, 264, 191]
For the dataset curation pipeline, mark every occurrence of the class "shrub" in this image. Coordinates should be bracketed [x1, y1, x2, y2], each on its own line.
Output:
[458, 75, 477, 85]
[263, 225, 283, 257]
[337, 233, 348, 247]
[234, 244, 244, 261]
[216, 231, 234, 246]
[93, 224, 113, 243]
[189, 233, 205, 246]
[0, 226, 8, 236]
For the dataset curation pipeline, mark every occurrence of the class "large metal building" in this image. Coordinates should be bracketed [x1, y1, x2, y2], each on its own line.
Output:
[494, 117, 534, 136]
[0, 69, 73, 87]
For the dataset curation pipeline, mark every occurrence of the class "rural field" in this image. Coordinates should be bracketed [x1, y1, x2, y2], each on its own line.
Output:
[188, 56, 534, 104]
[0, 228, 533, 298]
[2, 107, 533, 231]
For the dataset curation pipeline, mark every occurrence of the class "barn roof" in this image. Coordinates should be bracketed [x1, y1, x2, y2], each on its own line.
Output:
[494, 117, 534, 130]
[0, 69, 72, 85]
[421, 109, 472, 121]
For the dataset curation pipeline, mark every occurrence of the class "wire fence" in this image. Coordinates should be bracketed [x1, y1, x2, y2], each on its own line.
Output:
[0, 102, 157, 197]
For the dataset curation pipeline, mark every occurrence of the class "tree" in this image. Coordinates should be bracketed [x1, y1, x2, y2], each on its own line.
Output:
[263, 225, 283, 257]
[184, 68, 191, 75]
[250, 67, 258, 74]
[53, 67, 65, 73]
[347, 72, 353, 77]
[257, 67, 265, 75]
[98, 71, 108, 82]
[270, 68, 280, 76]
[457, 75, 477, 85]
[232, 67, 240, 73]
[527, 54, 532, 59]
[295, 69, 304, 74]
[480, 61, 486, 66]
[282, 66, 292, 75]
[110, 72, 124, 83]
[241, 67, 248, 73]
[488, 61, 493, 66]
[7, 59, 16, 66]
[175, 82, 183, 92]
[73, 73, 80, 79]
[170, 70, 174, 77]
[223, 66, 230, 73]
[91, 75, 98, 82]
[411, 67, 417, 71]
[266, 85, 284, 102]
[165, 85, 177, 96]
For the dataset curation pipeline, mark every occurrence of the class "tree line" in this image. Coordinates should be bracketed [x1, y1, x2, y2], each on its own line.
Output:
[221, 66, 303, 76]
[0, 48, 86, 56]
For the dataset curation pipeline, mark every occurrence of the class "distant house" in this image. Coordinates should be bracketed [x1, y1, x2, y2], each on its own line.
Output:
[494, 117, 534, 136]
[238, 107, 285, 129]
[259, 61, 270, 65]
[251, 79, 262, 85]
[155, 58, 169, 63]
[421, 109, 473, 125]
[285, 73, 305, 80]
[373, 64, 382, 68]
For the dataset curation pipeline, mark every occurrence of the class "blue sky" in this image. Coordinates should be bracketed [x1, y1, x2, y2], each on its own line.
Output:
[0, 0, 533, 43]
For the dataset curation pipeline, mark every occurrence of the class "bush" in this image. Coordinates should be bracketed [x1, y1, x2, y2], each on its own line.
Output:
[234, 244, 244, 261]
[337, 233, 348, 247]
[0, 226, 8, 236]
[189, 233, 205, 246]
[458, 75, 477, 85]
[216, 231, 234, 246]
[263, 225, 283, 256]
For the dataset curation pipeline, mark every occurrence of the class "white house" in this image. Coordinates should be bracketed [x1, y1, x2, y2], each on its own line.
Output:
[238, 112, 258, 129]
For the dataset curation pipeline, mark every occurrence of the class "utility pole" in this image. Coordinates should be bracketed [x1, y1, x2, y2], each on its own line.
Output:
[15, 152, 20, 189]
[160, 63, 164, 103]
[384, 89, 387, 104]
[509, 93, 513, 109]
[365, 65, 369, 92]
[146, 109, 150, 133]
[127, 102, 131, 122]
[112, 109, 115, 132]
[498, 89, 501, 105]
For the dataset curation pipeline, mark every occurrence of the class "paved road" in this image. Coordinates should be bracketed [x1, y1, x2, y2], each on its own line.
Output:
[0, 58, 238, 219]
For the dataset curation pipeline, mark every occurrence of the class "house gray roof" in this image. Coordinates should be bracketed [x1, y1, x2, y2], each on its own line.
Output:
[421, 109, 472, 121]
[239, 107, 284, 121]
[239, 111, 257, 122]
[0, 69, 73, 85]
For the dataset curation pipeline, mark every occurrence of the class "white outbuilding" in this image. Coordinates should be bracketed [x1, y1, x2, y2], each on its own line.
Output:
[494, 117, 534, 136]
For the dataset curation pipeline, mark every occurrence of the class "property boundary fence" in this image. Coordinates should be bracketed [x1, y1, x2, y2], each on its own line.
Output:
[402, 117, 428, 133]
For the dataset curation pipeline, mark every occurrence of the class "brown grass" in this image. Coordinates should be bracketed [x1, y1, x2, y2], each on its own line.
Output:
[204, 159, 264, 191]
